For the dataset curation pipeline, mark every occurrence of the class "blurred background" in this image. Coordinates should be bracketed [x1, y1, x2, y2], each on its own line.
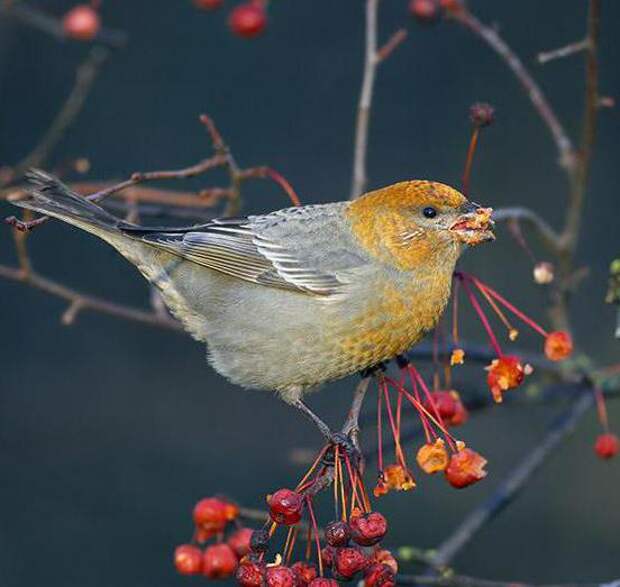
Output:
[1, 1, 619, 586]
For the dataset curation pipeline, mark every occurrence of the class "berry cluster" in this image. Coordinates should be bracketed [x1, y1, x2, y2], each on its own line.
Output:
[174, 496, 256, 579]
[193, 0, 268, 39]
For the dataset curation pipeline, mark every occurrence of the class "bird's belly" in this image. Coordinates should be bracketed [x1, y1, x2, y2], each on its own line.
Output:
[196, 269, 451, 393]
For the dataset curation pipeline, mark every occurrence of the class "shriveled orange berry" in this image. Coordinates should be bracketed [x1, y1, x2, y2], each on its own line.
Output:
[450, 348, 465, 365]
[594, 433, 619, 459]
[174, 544, 203, 575]
[486, 355, 528, 403]
[416, 438, 449, 474]
[374, 464, 416, 496]
[544, 331, 573, 361]
[445, 447, 487, 488]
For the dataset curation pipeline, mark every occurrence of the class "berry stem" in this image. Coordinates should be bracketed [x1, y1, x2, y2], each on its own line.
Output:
[461, 279, 504, 356]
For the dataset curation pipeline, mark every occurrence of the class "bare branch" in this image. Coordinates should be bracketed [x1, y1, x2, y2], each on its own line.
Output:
[492, 207, 561, 254]
[538, 39, 589, 65]
[430, 389, 595, 569]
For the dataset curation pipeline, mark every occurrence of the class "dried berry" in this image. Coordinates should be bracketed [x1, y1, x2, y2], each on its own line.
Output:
[416, 438, 449, 474]
[174, 544, 203, 575]
[321, 546, 336, 568]
[266, 565, 296, 587]
[364, 563, 396, 587]
[469, 102, 495, 128]
[486, 356, 529, 403]
[203, 543, 238, 579]
[544, 331, 573, 361]
[308, 580, 339, 587]
[236, 561, 266, 587]
[325, 520, 351, 547]
[291, 561, 318, 586]
[268, 488, 304, 525]
[422, 391, 468, 427]
[250, 528, 270, 553]
[594, 433, 619, 459]
[62, 4, 100, 41]
[228, 527, 254, 557]
[445, 447, 488, 488]
[349, 512, 387, 546]
[334, 546, 370, 579]
[228, 2, 267, 38]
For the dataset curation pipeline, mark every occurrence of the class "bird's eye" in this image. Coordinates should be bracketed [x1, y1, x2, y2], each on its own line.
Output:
[422, 206, 437, 219]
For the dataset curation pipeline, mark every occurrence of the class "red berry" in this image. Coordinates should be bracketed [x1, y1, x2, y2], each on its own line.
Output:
[349, 512, 387, 546]
[445, 448, 488, 489]
[321, 546, 336, 568]
[228, 527, 254, 557]
[193, 497, 238, 533]
[62, 4, 100, 41]
[371, 550, 398, 575]
[334, 546, 369, 579]
[193, 0, 224, 10]
[309, 580, 339, 587]
[236, 561, 266, 587]
[266, 566, 296, 587]
[325, 520, 351, 547]
[423, 391, 468, 427]
[594, 433, 619, 459]
[174, 544, 203, 575]
[364, 563, 396, 587]
[203, 543, 238, 579]
[408, 0, 440, 24]
[228, 2, 267, 38]
[291, 561, 317, 585]
[267, 488, 304, 526]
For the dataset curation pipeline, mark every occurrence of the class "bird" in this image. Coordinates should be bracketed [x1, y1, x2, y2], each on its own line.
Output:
[14, 170, 494, 437]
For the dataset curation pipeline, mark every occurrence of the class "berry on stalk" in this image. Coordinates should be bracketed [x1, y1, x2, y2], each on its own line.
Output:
[193, 497, 238, 534]
[228, 2, 267, 38]
[266, 565, 297, 587]
[267, 488, 304, 525]
[334, 546, 370, 579]
[236, 561, 266, 587]
[594, 433, 619, 459]
[228, 527, 254, 557]
[62, 4, 100, 41]
[325, 520, 351, 547]
[364, 563, 396, 587]
[203, 543, 238, 579]
[291, 561, 318, 585]
[174, 544, 203, 575]
[445, 447, 488, 488]
[349, 512, 388, 546]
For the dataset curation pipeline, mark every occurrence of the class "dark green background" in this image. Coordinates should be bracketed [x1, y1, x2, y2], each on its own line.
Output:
[1, 1, 619, 586]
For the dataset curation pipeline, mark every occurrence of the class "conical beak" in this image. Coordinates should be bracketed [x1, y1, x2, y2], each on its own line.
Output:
[449, 205, 495, 245]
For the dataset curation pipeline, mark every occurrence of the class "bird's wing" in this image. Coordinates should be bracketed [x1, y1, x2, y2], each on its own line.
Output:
[120, 203, 370, 296]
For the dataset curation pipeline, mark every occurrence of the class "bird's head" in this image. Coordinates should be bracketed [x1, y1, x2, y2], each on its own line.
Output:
[347, 180, 494, 271]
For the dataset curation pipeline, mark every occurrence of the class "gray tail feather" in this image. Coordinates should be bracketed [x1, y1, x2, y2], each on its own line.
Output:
[13, 169, 121, 230]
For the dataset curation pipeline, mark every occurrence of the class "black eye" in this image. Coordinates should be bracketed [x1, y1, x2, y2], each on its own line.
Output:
[422, 206, 437, 219]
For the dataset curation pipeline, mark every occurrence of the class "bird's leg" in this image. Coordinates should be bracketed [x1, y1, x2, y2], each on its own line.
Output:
[292, 399, 334, 440]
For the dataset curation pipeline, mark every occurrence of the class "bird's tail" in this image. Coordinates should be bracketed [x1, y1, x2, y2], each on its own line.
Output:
[13, 169, 122, 236]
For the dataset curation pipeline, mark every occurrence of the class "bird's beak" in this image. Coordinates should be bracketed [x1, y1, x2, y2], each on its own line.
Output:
[449, 204, 495, 246]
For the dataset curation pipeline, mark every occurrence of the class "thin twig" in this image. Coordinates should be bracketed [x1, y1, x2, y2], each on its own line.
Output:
[429, 388, 595, 569]
[349, 3, 406, 199]
[450, 9, 575, 170]
[538, 39, 590, 65]
[492, 207, 561, 254]
[0, 264, 183, 331]
[10, 46, 111, 180]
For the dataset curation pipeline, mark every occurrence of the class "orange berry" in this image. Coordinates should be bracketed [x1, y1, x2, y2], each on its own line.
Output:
[445, 447, 488, 488]
[594, 433, 619, 459]
[416, 438, 449, 474]
[228, 2, 267, 38]
[174, 544, 203, 575]
[62, 4, 100, 41]
[544, 331, 573, 361]
[374, 463, 416, 496]
[485, 355, 528, 403]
